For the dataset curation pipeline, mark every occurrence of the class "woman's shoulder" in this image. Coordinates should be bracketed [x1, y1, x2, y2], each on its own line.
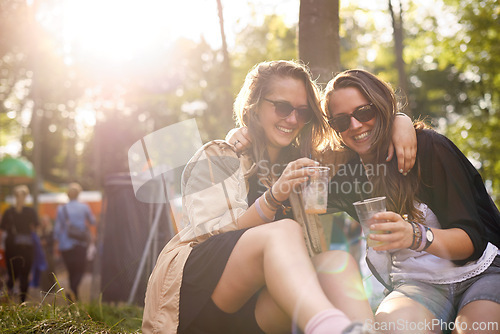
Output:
[182, 140, 250, 186]
[0, 206, 14, 223]
[3, 206, 14, 213]
[201, 140, 238, 155]
[416, 128, 477, 176]
[416, 127, 440, 142]
[416, 128, 459, 153]
[188, 140, 238, 163]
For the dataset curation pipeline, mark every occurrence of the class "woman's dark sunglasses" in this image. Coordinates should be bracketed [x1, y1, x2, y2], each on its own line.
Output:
[263, 98, 313, 124]
[328, 103, 377, 132]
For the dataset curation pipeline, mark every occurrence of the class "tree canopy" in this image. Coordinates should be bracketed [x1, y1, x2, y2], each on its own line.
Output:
[0, 0, 499, 205]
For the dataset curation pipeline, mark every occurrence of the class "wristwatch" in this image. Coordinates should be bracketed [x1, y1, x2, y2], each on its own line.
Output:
[422, 226, 434, 251]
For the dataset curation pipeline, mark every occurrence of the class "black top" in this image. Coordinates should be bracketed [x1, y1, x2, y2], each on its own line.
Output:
[327, 129, 500, 264]
[0, 206, 39, 247]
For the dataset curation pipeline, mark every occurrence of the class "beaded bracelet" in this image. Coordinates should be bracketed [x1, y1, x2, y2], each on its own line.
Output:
[263, 190, 281, 211]
[409, 221, 423, 251]
[408, 221, 418, 250]
[255, 196, 274, 223]
[415, 223, 427, 252]
[264, 189, 282, 211]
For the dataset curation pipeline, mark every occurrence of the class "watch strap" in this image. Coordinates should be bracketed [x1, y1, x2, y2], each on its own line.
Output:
[422, 226, 434, 251]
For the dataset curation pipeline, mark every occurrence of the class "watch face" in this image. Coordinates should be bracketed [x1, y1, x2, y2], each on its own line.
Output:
[426, 229, 434, 242]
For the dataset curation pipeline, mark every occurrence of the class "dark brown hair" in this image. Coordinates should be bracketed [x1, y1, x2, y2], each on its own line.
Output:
[323, 69, 427, 222]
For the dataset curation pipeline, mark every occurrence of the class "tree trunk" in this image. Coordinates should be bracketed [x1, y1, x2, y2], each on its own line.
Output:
[299, 0, 340, 87]
[389, 0, 412, 116]
[216, 0, 233, 131]
[28, 0, 42, 210]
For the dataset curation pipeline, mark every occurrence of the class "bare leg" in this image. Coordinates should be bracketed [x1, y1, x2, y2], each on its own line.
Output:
[255, 288, 291, 334]
[253, 250, 373, 333]
[453, 300, 500, 334]
[375, 295, 440, 333]
[212, 219, 344, 332]
[312, 250, 374, 323]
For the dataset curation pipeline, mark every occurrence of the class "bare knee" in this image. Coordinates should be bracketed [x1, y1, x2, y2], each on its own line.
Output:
[265, 219, 304, 244]
[313, 250, 359, 274]
[376, 297, 440, 334]
[241, 219, 303, 246]
[236, 219, 306, 261]
[454, 301, 500, 334]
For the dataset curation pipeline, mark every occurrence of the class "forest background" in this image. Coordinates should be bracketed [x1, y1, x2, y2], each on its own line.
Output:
[0, 0, 499, 207]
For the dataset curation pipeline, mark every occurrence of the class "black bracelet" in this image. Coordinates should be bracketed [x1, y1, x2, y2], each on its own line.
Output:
[264, 189, 281, 211]
[269, 186, 281, 205]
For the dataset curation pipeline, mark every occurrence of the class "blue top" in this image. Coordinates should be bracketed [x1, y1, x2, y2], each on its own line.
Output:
[53, 200, 96, 250]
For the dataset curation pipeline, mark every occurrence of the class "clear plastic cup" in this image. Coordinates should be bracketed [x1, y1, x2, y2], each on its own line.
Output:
[302, 166, 330, 214]
[353, 196, 387, 247]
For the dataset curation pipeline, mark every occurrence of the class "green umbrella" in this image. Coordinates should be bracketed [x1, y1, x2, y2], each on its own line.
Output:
[0, 157, 35, 185]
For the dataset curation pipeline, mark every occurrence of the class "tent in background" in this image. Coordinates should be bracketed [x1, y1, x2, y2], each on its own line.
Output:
[0, 156, 34, 186]
[99, 173, 174, 305]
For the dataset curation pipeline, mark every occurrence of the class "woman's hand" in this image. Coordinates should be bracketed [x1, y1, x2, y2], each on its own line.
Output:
[272, 158, 319, 202]
[369, 212, 475, 260]
[387, 114, 417, 175]
[226, 127, 252, 153]
[367, 211, 414, 251]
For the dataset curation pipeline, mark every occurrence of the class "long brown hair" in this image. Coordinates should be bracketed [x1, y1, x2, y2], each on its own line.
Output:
[323, 69, 426, 222]
[234, 60, 331, 179]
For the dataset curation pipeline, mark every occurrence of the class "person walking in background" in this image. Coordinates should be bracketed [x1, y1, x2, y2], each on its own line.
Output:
[54, 182, 95, 301]
[0, 185, 39, 303]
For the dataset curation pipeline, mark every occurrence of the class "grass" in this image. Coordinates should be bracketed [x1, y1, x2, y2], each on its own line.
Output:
[0, 277, 143, 333]
[0, 302, 143, 333]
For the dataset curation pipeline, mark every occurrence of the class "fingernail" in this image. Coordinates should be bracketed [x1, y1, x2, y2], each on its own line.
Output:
[315, 161, 320, 165]
[386, 156, 390, 161]
[399, 169, 403, 173]
[403, 172, 408, 176]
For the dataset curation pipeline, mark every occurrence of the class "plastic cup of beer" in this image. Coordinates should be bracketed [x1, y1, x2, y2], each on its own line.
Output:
[303, 166, 330, 214]
[353, 196, 387, 247]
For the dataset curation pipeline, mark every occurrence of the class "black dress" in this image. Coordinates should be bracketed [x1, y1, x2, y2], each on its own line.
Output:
[178, 172, 293, 334]
[0, 206, 39, 302]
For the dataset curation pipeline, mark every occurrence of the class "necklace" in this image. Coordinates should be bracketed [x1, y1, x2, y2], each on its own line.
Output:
[359, 157, 374, 181]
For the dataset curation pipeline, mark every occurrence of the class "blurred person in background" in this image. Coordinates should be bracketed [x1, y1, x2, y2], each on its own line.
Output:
[54, 182, 95, 301]
[0, 185, 39, 303]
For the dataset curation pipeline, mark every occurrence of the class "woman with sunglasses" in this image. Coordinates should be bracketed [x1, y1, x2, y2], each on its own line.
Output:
[143, 60, 380, 334]
[324, 69, 500, 333]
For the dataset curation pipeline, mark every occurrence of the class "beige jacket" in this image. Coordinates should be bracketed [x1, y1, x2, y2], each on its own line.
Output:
[142, 140, 256, 334]
[141, 140, 330, 333]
